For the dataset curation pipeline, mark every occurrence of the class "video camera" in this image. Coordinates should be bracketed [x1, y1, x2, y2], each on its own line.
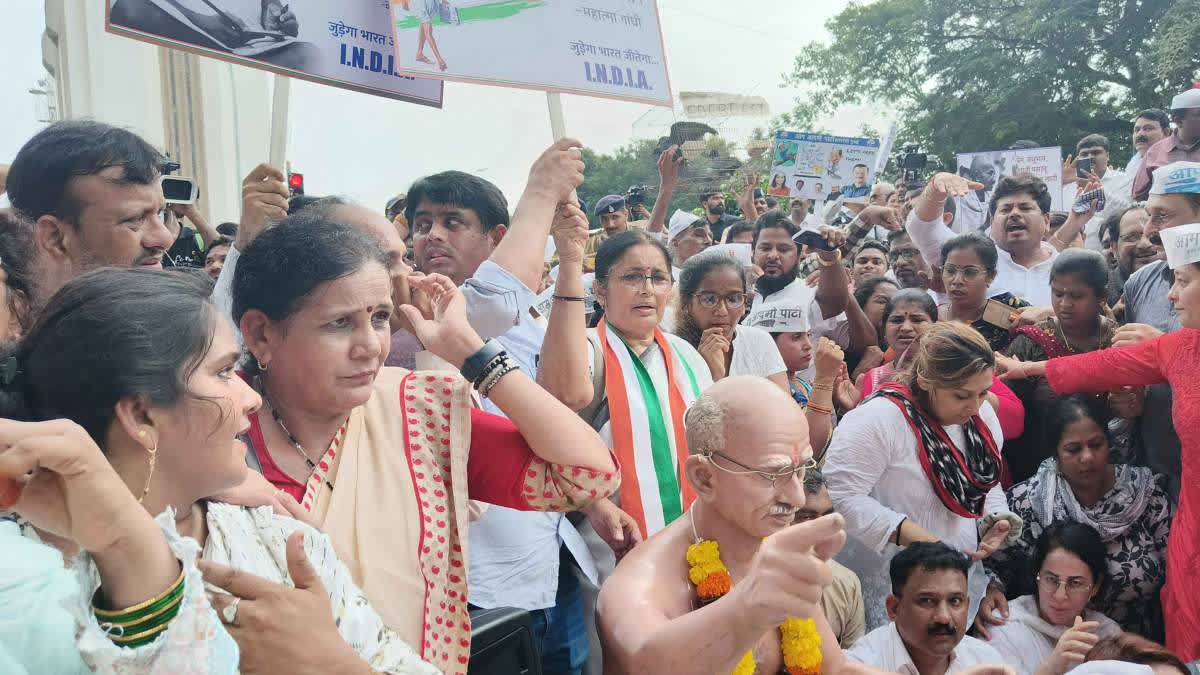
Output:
[626, 185, 649, 207]
[158, 156, 199, 205]
[898, 143, 929, 184]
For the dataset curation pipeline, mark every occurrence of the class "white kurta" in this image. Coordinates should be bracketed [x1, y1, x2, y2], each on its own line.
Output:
[824, 396, 1009, 629]
[987, 595, 1121, 674]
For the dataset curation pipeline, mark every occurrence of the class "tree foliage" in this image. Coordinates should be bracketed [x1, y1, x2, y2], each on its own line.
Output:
[782, 0, 1200, 167]
[579, 136, 746, 225]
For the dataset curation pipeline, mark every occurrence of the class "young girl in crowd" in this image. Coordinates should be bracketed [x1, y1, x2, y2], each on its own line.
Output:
[674, 254, 788, 390]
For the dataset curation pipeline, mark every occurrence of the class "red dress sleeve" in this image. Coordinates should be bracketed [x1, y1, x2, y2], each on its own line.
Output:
[1045, 335, 1172, 395]
[989, 375, 1025, 440]
[465, 408, 619, 511]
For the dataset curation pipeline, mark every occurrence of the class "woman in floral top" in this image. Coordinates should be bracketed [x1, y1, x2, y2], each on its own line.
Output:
[985, 395, 1172, 639]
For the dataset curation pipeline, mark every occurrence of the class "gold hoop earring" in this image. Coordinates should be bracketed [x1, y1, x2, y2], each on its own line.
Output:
[138, 442, 158, 504]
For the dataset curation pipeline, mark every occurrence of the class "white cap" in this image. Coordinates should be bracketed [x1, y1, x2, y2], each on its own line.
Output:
[1149, 161, 1200, 195]
[747, 284, 812, 333]
[1160, 222, 1200, 269]
[1068, 662, 1153, 675]
[691, 243, 753, 267]
[1170, 86, 1200, 110]
[668, 210, 703, 242]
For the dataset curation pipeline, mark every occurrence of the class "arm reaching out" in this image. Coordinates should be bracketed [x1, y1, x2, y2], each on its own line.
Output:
[490, 139, 586, 291]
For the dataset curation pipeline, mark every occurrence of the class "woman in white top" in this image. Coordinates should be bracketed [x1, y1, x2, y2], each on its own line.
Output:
[824, 321, 1021, 632]
[988, 521, 1121, 675]
[673, 254, 789, 390]
[2, 269, 438, 673]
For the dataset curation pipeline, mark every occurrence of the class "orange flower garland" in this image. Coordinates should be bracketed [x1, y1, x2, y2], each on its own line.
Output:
[686, 538, 822, 675]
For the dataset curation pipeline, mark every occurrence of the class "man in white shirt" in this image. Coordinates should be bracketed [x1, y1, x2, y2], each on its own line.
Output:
[847, 542, 1005, 674]
[905, 172, 1058, 306]
[1062, 134, 1132, 251]
[1123, 109, 1171, 182]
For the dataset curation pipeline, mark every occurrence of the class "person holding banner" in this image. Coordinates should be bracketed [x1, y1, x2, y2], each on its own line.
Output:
[995, 220, 1200, 661]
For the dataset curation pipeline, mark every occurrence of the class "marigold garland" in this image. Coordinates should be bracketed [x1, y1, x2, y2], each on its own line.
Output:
[685, 539, 823, 674]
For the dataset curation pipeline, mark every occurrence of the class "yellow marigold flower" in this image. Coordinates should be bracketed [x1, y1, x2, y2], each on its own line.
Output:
[731, 650, 756, 675]
[781, 618, 822, 675]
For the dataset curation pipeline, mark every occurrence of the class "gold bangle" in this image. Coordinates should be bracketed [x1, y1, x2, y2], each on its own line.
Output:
[807, 402, 834, 415]
[811, 382, 834, 392]
[93, 568, 185, 618]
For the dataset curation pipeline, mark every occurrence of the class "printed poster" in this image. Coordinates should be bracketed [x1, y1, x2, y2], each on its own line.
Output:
[390, 0, 672, 106]
[106, 0, 444, 106]
[768, 131, 881, 203]
[955, 146, 1064, 231]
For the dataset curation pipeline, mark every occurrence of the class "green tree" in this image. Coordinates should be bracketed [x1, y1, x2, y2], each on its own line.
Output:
[782, 0, 1200, 167]
[579, 136, 748, 226]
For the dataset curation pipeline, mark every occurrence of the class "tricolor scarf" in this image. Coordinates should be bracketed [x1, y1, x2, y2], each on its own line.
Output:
[599, 321, 702, 539]
[871, 382, 1002, 519]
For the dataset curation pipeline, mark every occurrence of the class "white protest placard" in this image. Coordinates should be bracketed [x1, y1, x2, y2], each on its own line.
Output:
[767, 131, 881, 203]
[955, 146, 1064, 232]
[389, 0, 672, 106]
[106, 0, 443, 107]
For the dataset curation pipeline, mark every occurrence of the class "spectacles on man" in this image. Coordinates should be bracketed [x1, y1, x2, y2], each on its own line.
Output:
[615, 271, 673, 291]
[703, 450, 817, 487]
[888, 248, 919, 261]
[942, 264, 988, 281]
[695, 292, 746, 309]
[1036, 571, 1093, 597]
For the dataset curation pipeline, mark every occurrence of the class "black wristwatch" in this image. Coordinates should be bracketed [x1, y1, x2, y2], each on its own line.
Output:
[460, 339, 507, 385]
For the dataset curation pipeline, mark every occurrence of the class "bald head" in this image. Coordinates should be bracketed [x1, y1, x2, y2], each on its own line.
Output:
[320, 202, 407, 268]
[686, 376, 808, 462]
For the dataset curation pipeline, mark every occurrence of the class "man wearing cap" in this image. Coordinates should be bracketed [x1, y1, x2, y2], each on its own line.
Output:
[1132, 86, 1200, 201]
[572, 194, 656, 271]
[1112, 161, 1200, 498]
[667, 208, 714, 271]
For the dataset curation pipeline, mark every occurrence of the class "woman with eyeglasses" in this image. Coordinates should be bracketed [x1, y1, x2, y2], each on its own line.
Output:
[987, 521, 1121, 675]
[985, 395, 1171, 640]
[824, 321, 1020, 631]
[939, 232, 1031, 352]
[541, 230, 713, 566]
[674, 254, 788, 390]
[1002, 250, 1127, 483]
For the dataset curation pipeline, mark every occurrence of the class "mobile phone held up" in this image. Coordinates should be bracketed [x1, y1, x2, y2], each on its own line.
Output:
[1076, 157, 1095, 179]
[793, 228, 839, 252]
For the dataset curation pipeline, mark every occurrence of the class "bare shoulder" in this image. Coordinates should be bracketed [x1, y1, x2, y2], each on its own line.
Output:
[597, 518, 696, 652]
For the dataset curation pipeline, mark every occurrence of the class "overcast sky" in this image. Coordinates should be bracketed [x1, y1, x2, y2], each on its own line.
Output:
[1, 1, 888, 215]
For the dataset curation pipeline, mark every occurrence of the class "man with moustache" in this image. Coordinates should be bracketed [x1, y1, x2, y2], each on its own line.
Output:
[7, 120, 174, 307]
[846, 542, 1003, 673]
[887, 230, 936, 294]
[1132, 88, 1200, 201]
[1124, 109, 1170, 181]
[1100, 206, 1162, 296]
[598, 377, 882, 675]
[906, 172, 1059, 305]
